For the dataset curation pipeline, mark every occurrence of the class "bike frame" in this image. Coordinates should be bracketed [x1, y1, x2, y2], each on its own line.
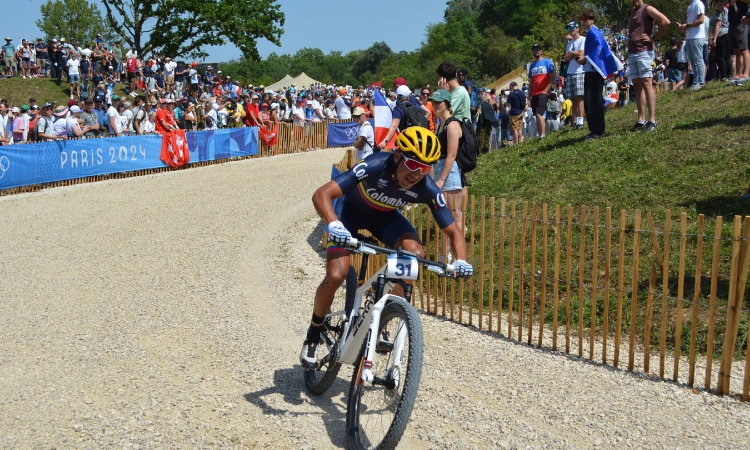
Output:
[334, 265, 402, 367]
[321, 238, 451, 383]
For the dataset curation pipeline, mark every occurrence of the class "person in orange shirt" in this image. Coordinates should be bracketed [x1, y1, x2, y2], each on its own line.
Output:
[155, 99, 179, 133]
[420, 87, 436, 132]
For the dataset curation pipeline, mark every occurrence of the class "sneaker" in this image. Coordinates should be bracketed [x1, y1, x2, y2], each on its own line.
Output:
[299, 340, 318, 368]
[641, 121, 657, 132]
[726, 78, 740, 86]
[632, 121, 646, 131]
[739, 77, 749, 84]
[689, 83, 703, 91]
[585, 133, 603, 140]
[70, 95, 74, 99]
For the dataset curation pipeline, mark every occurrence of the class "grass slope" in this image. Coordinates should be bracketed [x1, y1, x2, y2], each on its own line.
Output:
[0, 76, 132, 107]
[471, 82, 750, 220]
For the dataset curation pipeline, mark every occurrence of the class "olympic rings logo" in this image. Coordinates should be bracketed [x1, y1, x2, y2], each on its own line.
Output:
[0, 155, 9, 180]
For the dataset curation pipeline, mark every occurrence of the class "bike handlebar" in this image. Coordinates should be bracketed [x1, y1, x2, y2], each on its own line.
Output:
[347, 236, 455, 276]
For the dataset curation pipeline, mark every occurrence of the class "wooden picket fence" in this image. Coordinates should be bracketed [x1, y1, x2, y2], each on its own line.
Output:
[332, 151, 750, 401]
[411, 198, 750, 401]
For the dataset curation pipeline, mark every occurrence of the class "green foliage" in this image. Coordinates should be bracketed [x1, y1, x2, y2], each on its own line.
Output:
[352, 42, 392, 79]
[99, 0, 284, 60]
[36, 0, 116, 46]
[212, 0, 691, 90]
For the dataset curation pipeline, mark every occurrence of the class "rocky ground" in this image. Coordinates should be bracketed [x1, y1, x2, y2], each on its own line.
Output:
[0, 147, 748, 449]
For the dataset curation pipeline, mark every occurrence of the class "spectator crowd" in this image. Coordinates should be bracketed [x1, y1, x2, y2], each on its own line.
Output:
[1, 0, 747, 146]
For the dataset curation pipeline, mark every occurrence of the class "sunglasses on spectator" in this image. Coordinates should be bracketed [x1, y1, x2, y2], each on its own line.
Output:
[401, 154, 432, 175]
[421, 91, 430, 96]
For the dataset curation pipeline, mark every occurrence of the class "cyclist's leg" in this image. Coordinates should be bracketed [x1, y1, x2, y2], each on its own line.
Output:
[313, 250, 351, 317]
[302, 205, 358, 367]
[302, 249, 351, 367]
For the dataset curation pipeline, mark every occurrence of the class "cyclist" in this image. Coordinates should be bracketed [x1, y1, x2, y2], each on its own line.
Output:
[301, 126, 473, 368]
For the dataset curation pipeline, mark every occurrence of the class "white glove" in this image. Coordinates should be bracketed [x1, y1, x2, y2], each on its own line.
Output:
[454, 259, 473, 278]
[327, 220, 352, 247]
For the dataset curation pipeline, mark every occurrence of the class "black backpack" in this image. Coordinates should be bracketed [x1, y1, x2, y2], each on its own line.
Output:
[447, 117, 479, 173]
[396, 101, 429, 130]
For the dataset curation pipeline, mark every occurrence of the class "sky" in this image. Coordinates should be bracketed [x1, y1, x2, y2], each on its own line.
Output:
[9, 0, 447, 62]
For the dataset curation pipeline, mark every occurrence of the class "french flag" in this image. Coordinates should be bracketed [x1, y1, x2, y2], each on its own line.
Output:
[373, 88, 397, 149]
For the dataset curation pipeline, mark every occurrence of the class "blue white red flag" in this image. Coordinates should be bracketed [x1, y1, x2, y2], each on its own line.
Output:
[373, 88, 396, 148]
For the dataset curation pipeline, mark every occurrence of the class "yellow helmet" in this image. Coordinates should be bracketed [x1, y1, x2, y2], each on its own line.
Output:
[396, 126, 441, 164]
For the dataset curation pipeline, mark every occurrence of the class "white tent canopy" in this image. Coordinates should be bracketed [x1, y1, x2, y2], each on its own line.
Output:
[265, 72, 322, 92]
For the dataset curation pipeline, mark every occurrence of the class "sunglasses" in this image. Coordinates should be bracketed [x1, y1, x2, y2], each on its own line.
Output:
[421, 92, 430, 96]
[401, 154, 432, 175]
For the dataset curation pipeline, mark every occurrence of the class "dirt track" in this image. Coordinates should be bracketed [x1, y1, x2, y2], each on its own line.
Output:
[1, 148, 748, 449]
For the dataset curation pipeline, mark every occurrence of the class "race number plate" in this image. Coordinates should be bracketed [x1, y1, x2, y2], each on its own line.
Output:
[385, 254, 419, 280]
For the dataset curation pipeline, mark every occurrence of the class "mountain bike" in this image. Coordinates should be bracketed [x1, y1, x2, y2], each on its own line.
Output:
[303, 233, 456, 450]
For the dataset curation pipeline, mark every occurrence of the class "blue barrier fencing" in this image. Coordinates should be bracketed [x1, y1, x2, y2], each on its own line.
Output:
[327, 119, 373, 147]
[0, 127, 258, 190]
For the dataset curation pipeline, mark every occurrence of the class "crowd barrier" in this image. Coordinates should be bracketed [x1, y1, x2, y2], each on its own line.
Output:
[0, 128, 259, 192]
[0, 118, 363, 195]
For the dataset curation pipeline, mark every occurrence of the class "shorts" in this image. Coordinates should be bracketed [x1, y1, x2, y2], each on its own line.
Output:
[22, 58, 30, 63]
[628, 50, 654, 79]
[566, 72, 585, 98]
[730, 24, 748, 51]
[3, 58, 12, 69]
[167, 75, 174, 85]
[432, 159, 462, 191]
[530, 94, 547, 116]
[127, 71, 136, 80]
[667, 67, 682, 83]
[327, 201, 418, 252]
[190, 82, 199, 92]
[510, 113, 524, 131]
[69, 74, 80, 83]
[116, 62, 123, 73]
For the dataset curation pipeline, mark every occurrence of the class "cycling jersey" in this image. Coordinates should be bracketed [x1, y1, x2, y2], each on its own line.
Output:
[334, 152, 454, 228]
[329, 152, 454, 251]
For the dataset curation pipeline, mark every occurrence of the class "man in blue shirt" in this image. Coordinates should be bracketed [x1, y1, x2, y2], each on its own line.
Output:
[92, 98, 106, 129]
[506, 81, 526, 145]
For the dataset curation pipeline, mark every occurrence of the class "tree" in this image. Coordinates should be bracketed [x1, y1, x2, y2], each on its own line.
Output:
[100, 0, 285, 60]
[36, 0, 116, 46]
[352, 42, 393, 79]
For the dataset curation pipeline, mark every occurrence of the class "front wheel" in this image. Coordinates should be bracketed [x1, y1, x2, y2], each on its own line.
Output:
[304, 265, 357, 395]
[345, 299, 423, 450]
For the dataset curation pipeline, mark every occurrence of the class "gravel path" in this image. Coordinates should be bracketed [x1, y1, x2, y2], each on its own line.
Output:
[1, 148, 748, 449]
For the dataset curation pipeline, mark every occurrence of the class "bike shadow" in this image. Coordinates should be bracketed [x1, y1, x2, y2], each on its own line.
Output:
[243, 365, 352, 447]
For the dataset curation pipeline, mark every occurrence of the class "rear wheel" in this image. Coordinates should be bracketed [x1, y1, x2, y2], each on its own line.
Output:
[304, 265, 357, 395]
[345, 299, 423, 450]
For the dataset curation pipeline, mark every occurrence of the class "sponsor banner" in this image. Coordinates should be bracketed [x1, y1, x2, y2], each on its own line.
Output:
[0, 127, 258, 190]
[327, 120, 373, 147]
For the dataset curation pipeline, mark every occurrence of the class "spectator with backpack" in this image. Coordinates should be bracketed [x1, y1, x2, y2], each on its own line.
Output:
[377, 84, 429, 150]
[429, 90, 464, 260]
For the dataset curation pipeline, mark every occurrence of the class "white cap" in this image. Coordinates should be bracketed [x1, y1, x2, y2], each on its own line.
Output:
[396, 85, 411, 98]
[70, 105, 81, 113]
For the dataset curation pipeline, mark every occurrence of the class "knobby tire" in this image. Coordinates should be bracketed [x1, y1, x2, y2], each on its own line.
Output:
[345, 299, 423, 450]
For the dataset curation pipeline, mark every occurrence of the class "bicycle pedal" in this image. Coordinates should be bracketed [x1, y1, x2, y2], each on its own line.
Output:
[376, 340, 394, 354]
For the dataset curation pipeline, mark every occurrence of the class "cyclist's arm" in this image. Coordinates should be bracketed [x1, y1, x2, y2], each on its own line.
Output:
[442, 221, 467, 261]
[312, 180, 344, 225]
